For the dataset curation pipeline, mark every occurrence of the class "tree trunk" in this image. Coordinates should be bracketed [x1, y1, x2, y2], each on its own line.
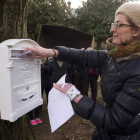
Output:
[96, 38, 103, 49]
[0, 0, 29, 42]
[0, 0, 32, 140]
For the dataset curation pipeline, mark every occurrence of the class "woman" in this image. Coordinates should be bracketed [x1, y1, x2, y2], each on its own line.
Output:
[24, 2, 140, 139]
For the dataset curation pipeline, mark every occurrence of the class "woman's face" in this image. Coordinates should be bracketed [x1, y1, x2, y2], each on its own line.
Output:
[110, 14, 137, 45]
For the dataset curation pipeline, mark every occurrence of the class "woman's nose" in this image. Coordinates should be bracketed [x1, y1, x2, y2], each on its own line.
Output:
[110, 25, 116, 33]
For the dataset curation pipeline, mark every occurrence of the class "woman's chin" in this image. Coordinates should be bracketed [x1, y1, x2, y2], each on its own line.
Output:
[112, 40, 121, 45]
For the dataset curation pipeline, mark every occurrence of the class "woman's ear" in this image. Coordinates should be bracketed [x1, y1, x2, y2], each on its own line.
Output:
[133, 27, 140, 37]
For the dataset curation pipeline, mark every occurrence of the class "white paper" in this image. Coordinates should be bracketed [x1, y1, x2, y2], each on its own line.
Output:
[17, 50, 36, 58]
[48, 74, 74, 133]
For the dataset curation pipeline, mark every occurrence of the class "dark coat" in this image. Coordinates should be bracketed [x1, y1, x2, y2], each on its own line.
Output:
[72, 65, 89, 81]
[41, 63, 53, 88]
[54, 46, 140, 139]
[47, 59, 72, 83]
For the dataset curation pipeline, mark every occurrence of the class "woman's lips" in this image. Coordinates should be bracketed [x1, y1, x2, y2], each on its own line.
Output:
[113, 35, 118, 38]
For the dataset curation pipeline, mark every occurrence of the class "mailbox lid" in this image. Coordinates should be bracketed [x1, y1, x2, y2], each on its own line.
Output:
[0, 39, 39, 49]
[0, 39, 40, 59]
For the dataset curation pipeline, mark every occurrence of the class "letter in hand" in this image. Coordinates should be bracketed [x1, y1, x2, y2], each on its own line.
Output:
[23, 46, 48, 59]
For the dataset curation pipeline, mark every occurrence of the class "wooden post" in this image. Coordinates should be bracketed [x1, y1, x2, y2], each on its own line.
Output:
[91, 35, 95, 50]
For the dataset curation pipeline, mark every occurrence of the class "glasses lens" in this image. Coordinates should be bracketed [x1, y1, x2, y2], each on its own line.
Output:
[116, 23, 120, 29]
[111, 23, 120, 29]
[111, 23, 116, 29]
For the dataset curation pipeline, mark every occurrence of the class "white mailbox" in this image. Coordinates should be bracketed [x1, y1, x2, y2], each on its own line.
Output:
[0, 39, 43, 122]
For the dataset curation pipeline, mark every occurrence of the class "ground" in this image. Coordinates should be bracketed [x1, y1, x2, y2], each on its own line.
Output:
[30, 82, 103, 140]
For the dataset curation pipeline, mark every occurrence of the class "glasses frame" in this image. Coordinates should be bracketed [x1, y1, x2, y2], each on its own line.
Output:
[111, 23, 134, 30]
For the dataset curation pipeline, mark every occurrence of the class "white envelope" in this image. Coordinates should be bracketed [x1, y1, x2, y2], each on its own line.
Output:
[17, 50, 36, 58]
[48, 74, 74, 133]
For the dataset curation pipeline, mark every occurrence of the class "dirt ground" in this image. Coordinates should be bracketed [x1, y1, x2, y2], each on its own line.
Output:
[30, 82, 103, 140]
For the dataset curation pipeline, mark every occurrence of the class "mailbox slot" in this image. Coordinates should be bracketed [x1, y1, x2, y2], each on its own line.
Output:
[11, 50, 23, 58]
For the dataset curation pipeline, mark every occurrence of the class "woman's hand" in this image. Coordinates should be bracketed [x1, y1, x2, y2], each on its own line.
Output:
[53, 83, 73, 94]
[53, 83, 83, 103]
[23, 46, 58, 59]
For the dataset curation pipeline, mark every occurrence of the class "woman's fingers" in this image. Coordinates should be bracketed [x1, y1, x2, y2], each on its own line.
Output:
[23, 46, 48, 59]
[23, 47, 31, 53]
[28, 54, 43, 59]
[53, 84, 63, 92]
[53, 83, 73, 94]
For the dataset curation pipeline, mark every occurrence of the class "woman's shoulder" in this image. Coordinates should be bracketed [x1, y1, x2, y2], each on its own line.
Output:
[118, 58, 140, 77]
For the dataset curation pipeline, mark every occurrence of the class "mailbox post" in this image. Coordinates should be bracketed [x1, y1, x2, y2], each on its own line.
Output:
[0, 39, 43, 122]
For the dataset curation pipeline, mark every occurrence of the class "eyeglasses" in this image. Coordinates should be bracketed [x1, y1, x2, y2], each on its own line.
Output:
[111, 23, 134, 30]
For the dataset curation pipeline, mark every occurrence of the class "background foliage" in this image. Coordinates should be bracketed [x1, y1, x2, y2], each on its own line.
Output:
[27, 0, 71, 41]
[27, 0, 139, 47]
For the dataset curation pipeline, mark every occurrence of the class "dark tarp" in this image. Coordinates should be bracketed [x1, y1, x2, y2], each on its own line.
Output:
[37, 24, 94, 49]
